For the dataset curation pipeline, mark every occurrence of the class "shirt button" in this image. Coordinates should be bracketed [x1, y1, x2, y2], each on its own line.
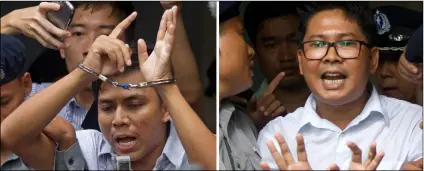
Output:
[69, 158, 74, 165]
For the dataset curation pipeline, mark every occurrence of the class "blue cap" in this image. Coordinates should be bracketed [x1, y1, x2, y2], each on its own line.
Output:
[0, 34, 27, 86]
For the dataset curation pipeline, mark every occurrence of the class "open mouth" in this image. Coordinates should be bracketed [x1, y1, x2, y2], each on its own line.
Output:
[320, 71, 347, 90]
[115, 136, 137, 152]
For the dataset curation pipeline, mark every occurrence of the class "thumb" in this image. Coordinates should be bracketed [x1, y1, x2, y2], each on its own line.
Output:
[138, 39, 149, 66]
[264, 72, 285, 95]
[38, 2, 61, 14]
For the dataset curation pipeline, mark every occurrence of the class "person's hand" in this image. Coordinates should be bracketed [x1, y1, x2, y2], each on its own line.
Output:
[4, 2, 71, 49]
[138, 6, 177, 82]
[347, 141, 385, 170]
[42, 117, 75, 150]
[260, 133, 340, 170]
[82, 12, 137, 77]
[398, 47, 422, 85]
[260, 133, 310, 170]
[249, 72, 287, 130]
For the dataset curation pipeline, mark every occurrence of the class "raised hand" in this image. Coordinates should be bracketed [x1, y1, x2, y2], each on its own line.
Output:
[249, 72, 287, 129]
[260, 133, 313, 170]
[347, 141, 385, 170]
[82, 12, 137, 76]
[138, 6, 177, 82]
[2, 2, 71, 49]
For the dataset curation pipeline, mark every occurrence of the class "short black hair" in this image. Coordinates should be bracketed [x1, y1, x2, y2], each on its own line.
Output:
[244, 2, 301, 47]
[72, 2, 136, 45]
[296, 2, 377, 48]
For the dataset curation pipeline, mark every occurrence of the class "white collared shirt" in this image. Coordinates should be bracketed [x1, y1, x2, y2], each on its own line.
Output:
[258, 86, 422, 170]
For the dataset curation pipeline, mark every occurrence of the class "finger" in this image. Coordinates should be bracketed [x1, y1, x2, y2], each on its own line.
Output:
[28, 30, 56, 49]
[266, 100, 282, 116]
[267, 140, 287, 170]
[420, 121, 423, 129]
[137, 39, 149, 65]
[259, 94, 276, 116]
[400, 53, 419, 74]
[172, 6, 178, 24]
[271, 106, 287, 118]
[102, 41, 119, 70]
[31, 22, 66, 49]
[326, 164, 340, 171]
[366, 152, 384, 170]
[38, 17, 71, 38]
[296, 133, 308, 163]
[364, 141, 377, 167]
[162, 13, 176, 59]
[264, 72, 285, 95]
[124, 43, 132, 66]
[347, 141, 362, 164]
[110, 40, 126, 72]
[38, 2, 61, 14]
[275, 132, 294, 165]
[156, 10, 169, 42]
[260, 162, 272, 170]
[109, 12, 137, 38]
[112, 39, 131, 67]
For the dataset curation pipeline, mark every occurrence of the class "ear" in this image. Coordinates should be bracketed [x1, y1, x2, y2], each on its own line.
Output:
[160, 103, 171, 123]
[370, 47, 379, 74]
[60, 48, 65, 59]
[297, 49, 304, 75]
[21, 72, 32, 97]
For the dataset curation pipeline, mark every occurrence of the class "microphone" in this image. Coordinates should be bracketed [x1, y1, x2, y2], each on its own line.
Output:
[113, 156, 132, 170]
[405, 25, 423, 63]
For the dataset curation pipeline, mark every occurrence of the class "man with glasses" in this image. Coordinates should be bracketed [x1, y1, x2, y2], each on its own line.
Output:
[257, 2, 422, 170]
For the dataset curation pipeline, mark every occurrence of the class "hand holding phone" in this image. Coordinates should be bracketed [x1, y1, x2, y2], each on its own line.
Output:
[2, 2, 71, 49]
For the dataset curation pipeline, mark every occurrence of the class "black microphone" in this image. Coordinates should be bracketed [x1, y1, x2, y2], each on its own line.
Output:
[405, 25, 423, 63]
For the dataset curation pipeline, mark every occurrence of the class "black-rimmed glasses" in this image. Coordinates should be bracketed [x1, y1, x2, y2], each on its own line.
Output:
[301, 40, 372, 60]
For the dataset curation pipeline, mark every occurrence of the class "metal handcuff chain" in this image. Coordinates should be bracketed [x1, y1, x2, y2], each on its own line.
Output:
[78, 63, 176, 90]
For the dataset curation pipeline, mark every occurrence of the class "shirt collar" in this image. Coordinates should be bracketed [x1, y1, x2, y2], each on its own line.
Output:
[97, 121, 185, 168]
[297, 85, 389, 133]
[219, 101, 236, 133]
[2, 153, 19, 166]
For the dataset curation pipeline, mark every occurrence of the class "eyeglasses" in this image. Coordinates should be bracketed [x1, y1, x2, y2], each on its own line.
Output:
[301, 40, 372, 60]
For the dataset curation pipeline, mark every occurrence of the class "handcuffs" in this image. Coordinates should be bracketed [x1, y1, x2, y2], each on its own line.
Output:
[78, 63, 176, 90]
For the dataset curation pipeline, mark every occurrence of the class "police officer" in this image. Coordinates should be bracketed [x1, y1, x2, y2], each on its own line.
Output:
[373, 5, 423, 105]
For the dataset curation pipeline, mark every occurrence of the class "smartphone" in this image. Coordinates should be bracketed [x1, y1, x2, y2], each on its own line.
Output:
[46, 1, 74, 30]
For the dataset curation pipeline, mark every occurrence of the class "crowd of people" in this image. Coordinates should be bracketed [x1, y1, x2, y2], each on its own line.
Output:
[1, 1, 216, 170]
[0, 1, 422, 171]
[219, 1, 422, 170]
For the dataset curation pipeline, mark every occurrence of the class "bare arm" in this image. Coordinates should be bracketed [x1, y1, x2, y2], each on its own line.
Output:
[1, 69, 93, 152]
[157, 84, 216, 170]
[161, 2, 203, 114]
